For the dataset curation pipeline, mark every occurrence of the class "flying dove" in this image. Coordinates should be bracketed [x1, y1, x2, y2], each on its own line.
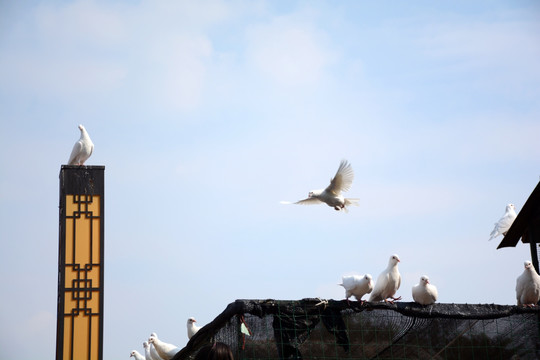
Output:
[281, 160, 359, 211]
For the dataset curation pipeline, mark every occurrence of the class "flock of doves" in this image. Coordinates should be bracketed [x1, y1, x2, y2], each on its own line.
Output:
[128, 319, 201, 360]
[67, 125, 540, 359]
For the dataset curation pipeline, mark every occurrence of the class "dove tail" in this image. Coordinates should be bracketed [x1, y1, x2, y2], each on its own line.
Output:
[345, 198, 360, 206]
[489, 227, 498, 241]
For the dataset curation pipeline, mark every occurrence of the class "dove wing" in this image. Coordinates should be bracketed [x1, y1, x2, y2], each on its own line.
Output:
[340, 275, 357, 290]
[499, 212, 516, 229]
[294, 197, 323, 205]
[369, 272, 388, 301]
[326, 160, 354, 195]
[429, 284, 438, 302]
[150, 345, 163, 360]
[68, 141, 83, 165]
[516, 274, 526, 298]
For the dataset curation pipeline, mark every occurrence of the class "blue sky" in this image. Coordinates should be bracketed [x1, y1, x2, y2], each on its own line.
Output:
[1, 1, 540, 359]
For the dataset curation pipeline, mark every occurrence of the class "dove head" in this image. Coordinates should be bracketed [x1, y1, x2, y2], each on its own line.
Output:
[364, 274, 372, 281]
[148, 336, 156, 344]
[525, 261, 533, 270]
[143, 341, 149, 348]
[388, 254, 400, 267]
[187, 317, 196, 325]
[421, 276, 430, 285]
[150, 332, 157, 338]
[508, 203, 516, 210]
[130, 351, 136, 357]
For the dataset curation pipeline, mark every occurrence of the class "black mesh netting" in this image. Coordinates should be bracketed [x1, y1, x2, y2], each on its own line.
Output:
[172, 299, 540, 360]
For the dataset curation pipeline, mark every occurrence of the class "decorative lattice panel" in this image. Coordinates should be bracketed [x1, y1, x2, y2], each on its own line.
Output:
[57, 166, 104, 360]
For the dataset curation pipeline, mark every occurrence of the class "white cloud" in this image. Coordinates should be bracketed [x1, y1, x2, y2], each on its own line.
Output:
[0, 0, 226, 109]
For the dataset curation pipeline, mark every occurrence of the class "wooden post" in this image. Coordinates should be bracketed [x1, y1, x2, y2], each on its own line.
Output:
[56, 166, 105, 360]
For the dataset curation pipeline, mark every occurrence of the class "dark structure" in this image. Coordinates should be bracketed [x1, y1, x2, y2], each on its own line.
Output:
[56, 165, 105, 360]
[174, 299, 540, 360]
[497, 181, 540, 272]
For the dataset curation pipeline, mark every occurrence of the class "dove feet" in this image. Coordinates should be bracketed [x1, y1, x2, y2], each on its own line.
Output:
[346, 299, 366, 306]
[383, 296, 401, 305]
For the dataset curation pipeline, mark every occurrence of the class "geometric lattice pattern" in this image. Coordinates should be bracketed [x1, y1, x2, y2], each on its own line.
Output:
[174, 299, 540, 360]
[57, 186, 104, 360]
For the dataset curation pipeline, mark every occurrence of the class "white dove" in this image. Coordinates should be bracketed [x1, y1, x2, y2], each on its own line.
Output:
[187, 317, 201, 339]
[148, 333, 163, 360]
[282, 160, 359, 211]
[130, 350, 145, 360]
[369, 254, 402, 304]
[516, 260, 540, 307]
[339, 274, 373, 304]
[148, 335, 179, 360]
[489, 203, 517, 240]
[68, 124, 94, 165]
[143, 341, 153, 360]
[412, 275, 438, 305]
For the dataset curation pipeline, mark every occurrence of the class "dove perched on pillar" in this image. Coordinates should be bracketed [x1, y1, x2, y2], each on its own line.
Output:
[187, 317, 201, 339]
[148, 335, 179, 360]
[281, 160, 359, 211]
[68, 124, 94, 165]
[148, 333, 163, 360]
[412, 275, 438, 305]
[516, 260, 540, 307]
[130, 350, 145, 360]
[489, 203, 517, 240]
[339, 274, 373, 303]
[369, 254, 402, 304]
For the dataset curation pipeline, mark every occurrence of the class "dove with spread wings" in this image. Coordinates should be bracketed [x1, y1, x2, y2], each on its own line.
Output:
[281, 160, 359, 212]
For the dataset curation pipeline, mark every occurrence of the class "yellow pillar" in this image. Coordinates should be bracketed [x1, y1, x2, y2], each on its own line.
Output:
[56, 166, 104, 360]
